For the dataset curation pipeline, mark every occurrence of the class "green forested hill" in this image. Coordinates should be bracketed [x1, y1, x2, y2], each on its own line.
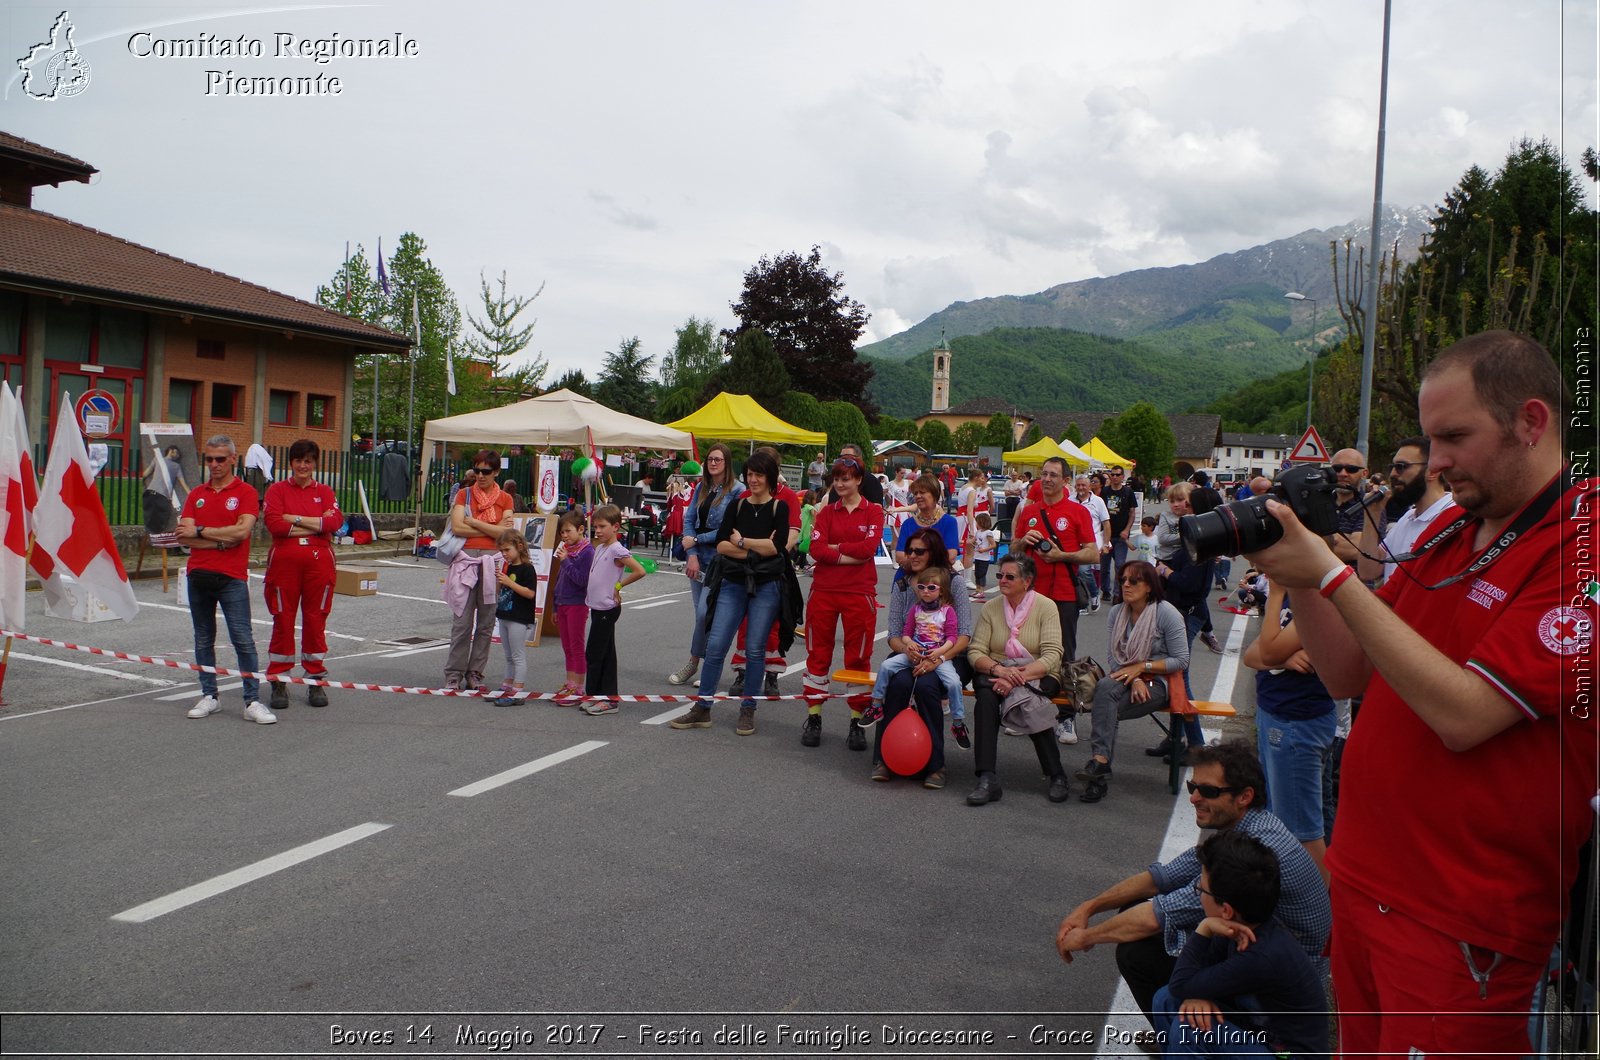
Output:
[866, 285, 1313, 417]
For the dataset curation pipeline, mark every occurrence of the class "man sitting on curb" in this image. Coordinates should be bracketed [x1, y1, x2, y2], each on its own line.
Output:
[1054, 740, 1329, 1030]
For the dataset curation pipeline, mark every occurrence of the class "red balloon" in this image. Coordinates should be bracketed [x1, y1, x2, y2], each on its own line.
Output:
[881, 706, 933, 776]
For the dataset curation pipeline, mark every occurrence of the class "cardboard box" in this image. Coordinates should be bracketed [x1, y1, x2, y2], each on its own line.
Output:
[333, 566, 379, 596]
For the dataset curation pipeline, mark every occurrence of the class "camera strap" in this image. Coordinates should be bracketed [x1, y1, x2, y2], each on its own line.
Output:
[1389, 468, 1578, 590]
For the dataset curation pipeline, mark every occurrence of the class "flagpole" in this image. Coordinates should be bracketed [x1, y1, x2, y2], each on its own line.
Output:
[406, 291, 418, 469]
[0, 532, 35, 706]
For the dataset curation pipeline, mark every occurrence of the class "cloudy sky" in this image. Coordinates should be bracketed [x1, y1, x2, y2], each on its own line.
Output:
[3, 0, 1594, 380]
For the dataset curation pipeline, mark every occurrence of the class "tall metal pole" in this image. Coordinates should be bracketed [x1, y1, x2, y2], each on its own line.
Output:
[1357, 0, 1392, 459]
[370, 353, 380, 447]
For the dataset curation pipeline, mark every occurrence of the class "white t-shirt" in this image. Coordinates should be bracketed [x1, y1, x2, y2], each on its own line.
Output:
[972, 528, 999, 562]
[1079, 493, 1110, 547]
[1381, 491, 1455, 580]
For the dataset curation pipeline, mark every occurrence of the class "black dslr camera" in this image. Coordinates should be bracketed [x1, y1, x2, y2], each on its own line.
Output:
[1179, 465, 1341, 561]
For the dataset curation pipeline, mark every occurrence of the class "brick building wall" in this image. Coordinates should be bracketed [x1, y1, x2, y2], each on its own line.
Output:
[161, 320, 350, 450]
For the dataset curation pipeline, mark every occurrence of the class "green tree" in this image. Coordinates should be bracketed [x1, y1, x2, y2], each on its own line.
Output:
[1330, 139, 1597, 454]
[818, 400, 872, 463]
[952, 422, 986, 454]
[1063, 421, 1085, 446]
[548, 368, 593, 398]
[983, 412, 1015, 448]
[783, 392, 825, 434]
[317, 233, 468, 443]
[1097, 402, 1176, 479]
[315, 244, 388, 441]
[1022, 422, 1045, 447]
[712, 329, 791, 413]
[873, 415, 921, 441]
[726, 246, 876, 416]
[464, 270, 547, 398]
[660, 316, 724, 392]
[594, 336, 657, 419]
[918, 418, 953, 454]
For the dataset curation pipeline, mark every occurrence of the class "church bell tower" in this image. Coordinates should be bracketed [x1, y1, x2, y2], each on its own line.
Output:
[930, 329, 951, 413]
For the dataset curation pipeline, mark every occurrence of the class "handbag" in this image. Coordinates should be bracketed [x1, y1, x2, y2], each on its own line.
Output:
[1166, 671, 1194, 715]
[1063, 655, 1106, 711]
[433, 523, 465, 565]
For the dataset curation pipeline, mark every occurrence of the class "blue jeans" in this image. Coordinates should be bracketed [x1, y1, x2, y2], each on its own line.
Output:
[1108, 535, 1129, 598]
[688, 571, 711, 659]
[1213, 556, 1233, 589]
[871, 653, 965, 721]
[697, 578, 781, 707]
[1172, 609, 1206, 746]
[189, 573, 260, 702]
[1257, 708, 1335, 841]
[1152, 985, 1275, 1058]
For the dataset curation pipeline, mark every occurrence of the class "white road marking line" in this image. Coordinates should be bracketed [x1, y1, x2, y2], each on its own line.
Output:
[376, 559, 424, 567]
[0, 683, 190, 721]
[110, 822, 393, 923]
[157, 680, 242, 702]
[629, 599, 675, 610]
[641, 706, 684, 725]
[376, 589, 450, 604]
[2, 651, 179, 686]
[137, 600, 364, 641]
[380, 644, 448, 658]
[447, 741, 607, 798]
[1095, 611, 1251, 1055]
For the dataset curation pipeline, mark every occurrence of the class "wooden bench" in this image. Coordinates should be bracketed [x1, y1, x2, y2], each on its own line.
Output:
[834, 668, 1235, 794]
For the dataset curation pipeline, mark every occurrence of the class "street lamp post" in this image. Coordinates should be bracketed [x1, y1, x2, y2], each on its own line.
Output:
[1284, 292, 1318, 432]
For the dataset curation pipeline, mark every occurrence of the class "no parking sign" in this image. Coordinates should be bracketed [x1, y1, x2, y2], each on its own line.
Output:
[75, 389, 120, 438]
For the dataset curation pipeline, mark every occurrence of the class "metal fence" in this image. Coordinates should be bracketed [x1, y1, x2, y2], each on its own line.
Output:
[81, 446, 654, 527]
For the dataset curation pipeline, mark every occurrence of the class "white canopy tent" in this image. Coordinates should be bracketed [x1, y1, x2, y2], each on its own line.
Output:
[418, 389, 694, 503]
[423, 387, 690, 465]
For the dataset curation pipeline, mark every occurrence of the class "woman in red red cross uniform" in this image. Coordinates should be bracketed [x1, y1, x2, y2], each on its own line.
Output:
[262, 438, 342, 708]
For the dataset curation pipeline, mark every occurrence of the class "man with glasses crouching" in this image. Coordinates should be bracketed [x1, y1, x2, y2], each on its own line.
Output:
[1054, 740, 1330, 1041]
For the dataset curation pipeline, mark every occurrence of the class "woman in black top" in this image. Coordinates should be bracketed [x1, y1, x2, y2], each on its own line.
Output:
[669, 449, 793, 737]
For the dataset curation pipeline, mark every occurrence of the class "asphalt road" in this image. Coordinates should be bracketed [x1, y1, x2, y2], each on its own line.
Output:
[0, 550, 1259, 1058]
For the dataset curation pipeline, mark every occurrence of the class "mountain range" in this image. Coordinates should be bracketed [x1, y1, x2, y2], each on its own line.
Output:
[859, 205, 1434, 418]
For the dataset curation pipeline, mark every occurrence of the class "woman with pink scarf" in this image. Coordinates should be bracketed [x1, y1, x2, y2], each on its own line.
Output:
[965, 553, 1070, 806]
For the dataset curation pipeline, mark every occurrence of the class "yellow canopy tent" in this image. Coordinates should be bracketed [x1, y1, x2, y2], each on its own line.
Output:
[1002, 436, 1090, 467]
[1084, 436, 1134, 468]
[665, 392, 827, 446]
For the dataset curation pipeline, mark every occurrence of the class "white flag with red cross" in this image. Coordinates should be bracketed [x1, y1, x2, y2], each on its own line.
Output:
[29, 394, 139, 621]
[0, 382, 38, 632]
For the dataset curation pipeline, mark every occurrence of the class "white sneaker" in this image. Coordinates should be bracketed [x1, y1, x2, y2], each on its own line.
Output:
[186, 695, 220, 719]
[243, 701, 278, 725]
[1003, 726, 1025, 736]
[1056, 716, 1079, 745]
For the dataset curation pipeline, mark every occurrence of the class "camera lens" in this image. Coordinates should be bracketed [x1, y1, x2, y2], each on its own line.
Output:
[1180, 496, 1283, 562]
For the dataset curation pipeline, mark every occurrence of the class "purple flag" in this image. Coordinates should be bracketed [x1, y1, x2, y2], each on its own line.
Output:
[377, 238, 389, 297]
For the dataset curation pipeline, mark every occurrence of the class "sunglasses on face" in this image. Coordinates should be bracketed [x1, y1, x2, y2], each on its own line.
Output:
[1388, 460, 1421, 473]
[996, 572, 1023, 581]
[906, 546, 931, 556]
[914, 582, 941, 591]
[1110, 470, 1124, 476]
[474, 466, 497, 475]
[204, 455, 231, 463]
[1186, 780, 1239, 798]
[1330, 464, 1364, 474]
[1120, 578, 1144, 587]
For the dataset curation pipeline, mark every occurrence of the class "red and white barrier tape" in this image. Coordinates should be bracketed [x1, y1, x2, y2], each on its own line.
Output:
[0, 629, 835, 704]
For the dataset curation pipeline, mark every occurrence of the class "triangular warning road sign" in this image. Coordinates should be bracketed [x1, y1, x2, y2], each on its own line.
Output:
[1287, 426, 1330, 463]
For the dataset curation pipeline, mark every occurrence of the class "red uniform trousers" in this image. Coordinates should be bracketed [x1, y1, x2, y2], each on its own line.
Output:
[731, 620, 784, 670]
[1330, 878, 1544, 1059]
[264, 541, 336, 678]
[802, 588, 876, 712]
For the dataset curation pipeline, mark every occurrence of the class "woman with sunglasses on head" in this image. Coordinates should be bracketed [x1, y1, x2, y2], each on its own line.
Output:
[865, 526, 976, 788]
[1076, 559, 1190, 803]
[893, 474, 960, 576]
[965, 554, 1071, 805]
[444, 449, 515, 693]
[666, 444, 745, 687]
[801, 454, 887, 750]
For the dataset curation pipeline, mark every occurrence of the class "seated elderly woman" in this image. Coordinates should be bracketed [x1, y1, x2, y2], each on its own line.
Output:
[965, 553, 1072, 806]
[1075, 559, 1190, 803]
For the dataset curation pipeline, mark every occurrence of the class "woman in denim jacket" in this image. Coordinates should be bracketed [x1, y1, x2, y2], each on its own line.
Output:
[665, 442, 745, 686]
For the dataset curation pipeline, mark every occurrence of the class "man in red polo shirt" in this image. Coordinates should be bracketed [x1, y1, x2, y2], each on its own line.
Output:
[1248, 331, 1598, 1057]
[176, 435, 273, 724]
[1012, 456, 1099, 743]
